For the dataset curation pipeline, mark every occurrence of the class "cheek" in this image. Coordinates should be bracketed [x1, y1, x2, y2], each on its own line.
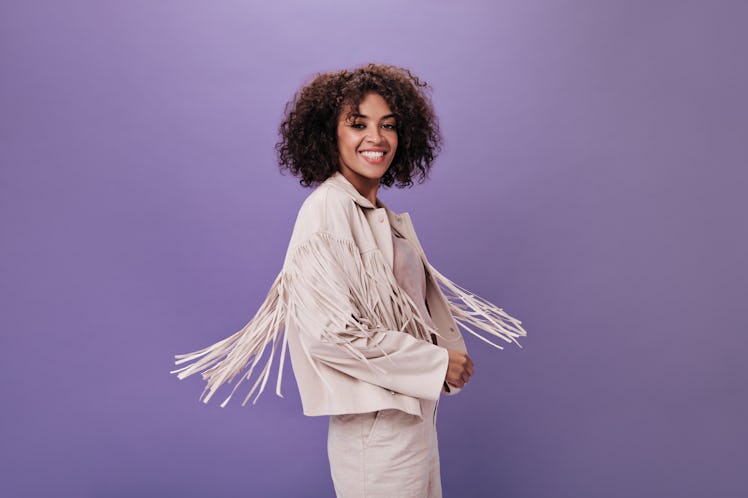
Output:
[336, 137, 350, 157]
[336, 128, 349, 149]
[335, 132, 346, 158]
[336, 138, 355, 165]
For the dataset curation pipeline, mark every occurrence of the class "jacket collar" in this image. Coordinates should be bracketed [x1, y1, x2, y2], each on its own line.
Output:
[325, 171, 394, 212]
[323, 171, 430, 273]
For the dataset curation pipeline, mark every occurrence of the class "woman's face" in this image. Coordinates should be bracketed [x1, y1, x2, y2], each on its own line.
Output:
[336, 92, 398, 188]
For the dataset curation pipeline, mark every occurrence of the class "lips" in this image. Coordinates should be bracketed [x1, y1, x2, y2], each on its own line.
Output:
[360, 150, 385, 159]
[359, 149, 387, 164]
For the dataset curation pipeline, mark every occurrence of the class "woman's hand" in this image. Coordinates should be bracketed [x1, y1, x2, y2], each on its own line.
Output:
[445, 350, 474, 388]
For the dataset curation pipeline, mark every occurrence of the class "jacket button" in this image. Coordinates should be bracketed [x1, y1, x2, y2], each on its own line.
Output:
[378, 215, 384, 222]
[396, 217, 402, 223]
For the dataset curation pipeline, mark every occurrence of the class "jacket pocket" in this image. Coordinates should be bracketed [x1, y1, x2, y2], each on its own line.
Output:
[364, 410, 385, 448]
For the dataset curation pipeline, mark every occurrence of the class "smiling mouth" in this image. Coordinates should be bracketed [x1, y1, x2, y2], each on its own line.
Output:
[360, 151, 385, 159]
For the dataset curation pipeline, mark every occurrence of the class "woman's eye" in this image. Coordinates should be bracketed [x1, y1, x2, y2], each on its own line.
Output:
[349, 122, 396, 130]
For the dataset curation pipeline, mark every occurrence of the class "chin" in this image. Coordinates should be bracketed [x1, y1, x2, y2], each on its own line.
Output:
[344, 163, 392, 182]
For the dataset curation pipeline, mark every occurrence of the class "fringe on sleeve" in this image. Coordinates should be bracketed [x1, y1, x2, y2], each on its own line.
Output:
[283, 232, 442, 373]
[428, 265, 528, 349]
[170, 272, 289, 408]
[170, 231, 441, 407]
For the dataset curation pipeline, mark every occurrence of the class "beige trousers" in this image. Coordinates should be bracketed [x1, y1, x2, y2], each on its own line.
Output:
[327, 398, 442, 498]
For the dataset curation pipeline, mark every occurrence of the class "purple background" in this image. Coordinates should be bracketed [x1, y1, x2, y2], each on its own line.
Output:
[2, 1, 746, 497]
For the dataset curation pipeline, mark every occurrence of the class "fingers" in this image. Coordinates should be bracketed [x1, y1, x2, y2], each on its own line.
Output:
[447, 379, 465, 389]
[445, 350, 475, 388]
[460, 354, 474, 383]
[460, 370, 470, 385]
[465, 355, 474, 378]
[446, 369, 465, 388]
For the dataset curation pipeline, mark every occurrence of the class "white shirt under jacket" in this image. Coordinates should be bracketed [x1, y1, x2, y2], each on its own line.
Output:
[172, 171, 527, 420]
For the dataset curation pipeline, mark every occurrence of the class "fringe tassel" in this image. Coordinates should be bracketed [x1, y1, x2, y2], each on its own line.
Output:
[428, 265, 527, 349]
[170, 231, 442, 407]
[170, 272, 288, 407]
[284, 233, 442, 378]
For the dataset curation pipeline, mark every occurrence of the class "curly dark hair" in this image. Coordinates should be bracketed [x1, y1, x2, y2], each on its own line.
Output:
[276, 63, 442, 188]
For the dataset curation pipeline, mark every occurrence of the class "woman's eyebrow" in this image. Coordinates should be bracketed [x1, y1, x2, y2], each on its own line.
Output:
[350, 113, 396, 120]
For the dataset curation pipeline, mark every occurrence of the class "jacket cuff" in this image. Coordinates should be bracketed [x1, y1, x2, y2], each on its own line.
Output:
[428, 346, 450, 400]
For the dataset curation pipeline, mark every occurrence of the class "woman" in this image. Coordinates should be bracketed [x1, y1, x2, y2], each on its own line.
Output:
[172, 63, 527, 497]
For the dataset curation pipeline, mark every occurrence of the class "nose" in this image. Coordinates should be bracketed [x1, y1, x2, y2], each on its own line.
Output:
[365, 126, 384, 144]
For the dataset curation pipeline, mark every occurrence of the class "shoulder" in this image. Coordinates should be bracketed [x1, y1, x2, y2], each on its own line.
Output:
[287, 181, 359, 248]
[301, 181, 354, 216]
[297, 181, 357, 227]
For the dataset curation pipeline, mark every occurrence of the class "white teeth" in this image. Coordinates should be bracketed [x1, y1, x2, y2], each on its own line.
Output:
[361, 151, 384, 158]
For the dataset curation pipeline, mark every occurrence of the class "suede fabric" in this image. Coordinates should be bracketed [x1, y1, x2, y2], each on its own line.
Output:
[328, 398, 442, 498]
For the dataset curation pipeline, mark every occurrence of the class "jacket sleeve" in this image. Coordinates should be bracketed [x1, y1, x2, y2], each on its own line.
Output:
[284, 229, 450, 401]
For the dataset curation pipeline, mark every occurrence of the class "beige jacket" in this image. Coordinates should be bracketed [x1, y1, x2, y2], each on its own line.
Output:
[172, 172, 526, 420]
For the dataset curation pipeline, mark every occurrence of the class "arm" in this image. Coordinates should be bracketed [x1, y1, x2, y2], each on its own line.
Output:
[284, 230, 450, 401]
